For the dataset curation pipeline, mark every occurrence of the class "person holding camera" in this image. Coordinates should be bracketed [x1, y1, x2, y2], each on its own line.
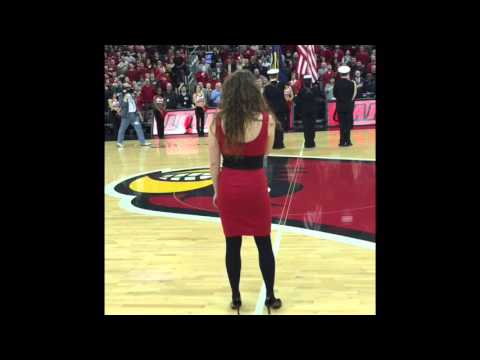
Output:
[116, 84, 151, 148]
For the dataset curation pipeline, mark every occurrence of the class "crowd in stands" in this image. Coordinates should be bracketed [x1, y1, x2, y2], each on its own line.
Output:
[105, 45, 376, 127]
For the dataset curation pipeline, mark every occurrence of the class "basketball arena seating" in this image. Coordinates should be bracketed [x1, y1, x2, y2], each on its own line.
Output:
[104, 45, 375, 140]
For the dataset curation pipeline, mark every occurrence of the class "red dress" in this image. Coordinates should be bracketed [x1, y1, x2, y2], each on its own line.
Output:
[216, 112, 271, 237]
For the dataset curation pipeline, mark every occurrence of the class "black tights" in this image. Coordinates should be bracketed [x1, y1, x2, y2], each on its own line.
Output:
[225, 235, 276, 298]
[195, 106, 205, 135]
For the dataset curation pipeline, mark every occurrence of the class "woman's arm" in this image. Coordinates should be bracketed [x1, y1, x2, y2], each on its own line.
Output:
[208, 118, 221, 198]
[265, 113, 276, 155]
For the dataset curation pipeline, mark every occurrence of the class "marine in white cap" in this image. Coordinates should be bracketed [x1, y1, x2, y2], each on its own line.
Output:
[267, 68, 279, 75]
[267, 68, 280, 84]
[333, 64, 356, 147]
[263, 67, 287, 149]
[337, 65, 351, 75]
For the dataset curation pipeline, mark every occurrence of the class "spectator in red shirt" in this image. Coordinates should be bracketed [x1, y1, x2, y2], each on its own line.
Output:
[243, 45, 257, 60]
[140, 78, 155, 114]
[320, 46, 333, 64]
[356, 46, 370, 65]
[333, 45, 344, 63]
[157, 72, 169, 92]
[136, 91, 144, 113]
[154, 62, 164, 80]
[323, 64, 335, 84]
[137, 62, 147, 81]
[219, 46, 231, 63]
[195, 69, 210, 85]
[127, 63, 139, 82]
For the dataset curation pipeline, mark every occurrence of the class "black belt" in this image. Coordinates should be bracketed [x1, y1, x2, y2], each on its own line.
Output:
[222, 155, 264, 169]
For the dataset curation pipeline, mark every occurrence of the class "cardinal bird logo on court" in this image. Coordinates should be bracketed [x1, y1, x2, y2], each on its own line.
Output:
[107, 156, 376, 242]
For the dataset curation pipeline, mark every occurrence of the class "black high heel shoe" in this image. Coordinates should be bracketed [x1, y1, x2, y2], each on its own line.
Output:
[231, 296, 242, 315]
[265, 296, 282, 315]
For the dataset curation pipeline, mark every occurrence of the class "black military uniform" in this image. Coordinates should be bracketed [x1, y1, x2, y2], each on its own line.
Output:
[295, 75, 317, 148]
[333, 65, 356, 146]
[263, 69, 288, 149]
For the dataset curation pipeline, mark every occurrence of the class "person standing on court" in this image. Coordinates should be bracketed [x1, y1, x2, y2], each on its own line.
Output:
[208, 70, 282, 315]
[263, 68, 288, 149]
[333, 65, 356, 146]
[193, 84, 206, 137]
[295, 74, 317, 148]
[153, 89, 166, 139]
[116, 83, 151, 148]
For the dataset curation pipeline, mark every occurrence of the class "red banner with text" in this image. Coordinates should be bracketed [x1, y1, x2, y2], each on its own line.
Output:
[153, 108, 220, 136]
[327, 100, 376, 127]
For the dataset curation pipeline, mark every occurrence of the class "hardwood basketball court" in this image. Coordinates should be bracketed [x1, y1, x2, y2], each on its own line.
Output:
[105, 128, 376, 315]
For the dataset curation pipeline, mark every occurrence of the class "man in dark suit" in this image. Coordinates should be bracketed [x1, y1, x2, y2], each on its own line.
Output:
[263, 68, 288, 149]
[333, 65, 357, 146]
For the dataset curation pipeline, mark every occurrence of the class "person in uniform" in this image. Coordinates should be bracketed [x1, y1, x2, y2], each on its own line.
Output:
[295, 74, 317, 148]
[333, 65, 357, 146]
[263, 68, 288, 149]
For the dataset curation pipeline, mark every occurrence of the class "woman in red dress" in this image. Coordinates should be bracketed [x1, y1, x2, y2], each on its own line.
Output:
[208, 70, 282, 314]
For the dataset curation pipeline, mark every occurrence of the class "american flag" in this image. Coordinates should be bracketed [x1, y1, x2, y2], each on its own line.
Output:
[296, 45, 318, 82]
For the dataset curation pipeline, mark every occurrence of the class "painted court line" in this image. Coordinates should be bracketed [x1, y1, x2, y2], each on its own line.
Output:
[254, 143, 305, 315]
